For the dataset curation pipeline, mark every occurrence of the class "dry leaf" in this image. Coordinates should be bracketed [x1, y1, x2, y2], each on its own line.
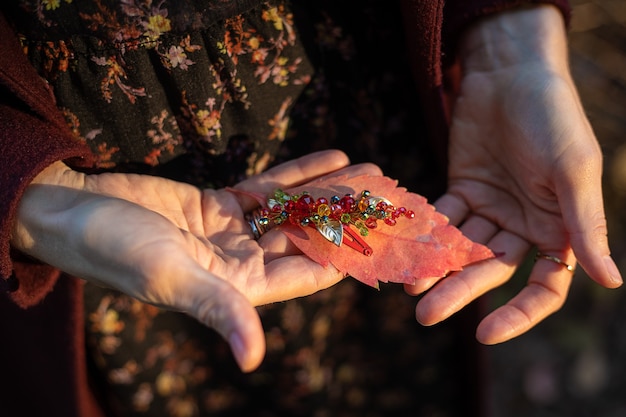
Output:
[279, 174, 494, 288]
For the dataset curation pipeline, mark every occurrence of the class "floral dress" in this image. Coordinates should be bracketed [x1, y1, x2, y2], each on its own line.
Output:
[5, 1, 479, 416]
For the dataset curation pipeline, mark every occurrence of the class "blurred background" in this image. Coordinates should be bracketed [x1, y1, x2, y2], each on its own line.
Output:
[486, 1, 626, 416]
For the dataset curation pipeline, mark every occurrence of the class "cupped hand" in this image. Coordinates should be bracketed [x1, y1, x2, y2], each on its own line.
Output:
[405, 5, 622, 344]
[13, 150, 382, 371]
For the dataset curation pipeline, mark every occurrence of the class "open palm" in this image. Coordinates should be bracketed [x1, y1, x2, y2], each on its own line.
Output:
[407, 63, 619, 344]
[14, 150, 381, 370]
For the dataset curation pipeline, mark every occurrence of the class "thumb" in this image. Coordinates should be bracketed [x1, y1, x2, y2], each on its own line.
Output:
[557, 150, 622, 288]
[184, 269, 266, 372]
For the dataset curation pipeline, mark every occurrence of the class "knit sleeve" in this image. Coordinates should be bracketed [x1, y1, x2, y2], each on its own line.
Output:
[441, 0, 572, 65]
[0, 12, 94, 307]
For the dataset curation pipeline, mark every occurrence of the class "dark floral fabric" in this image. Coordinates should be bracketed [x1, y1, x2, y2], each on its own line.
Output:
[12, 0, 312, 188]
[7, 1, 479, 416]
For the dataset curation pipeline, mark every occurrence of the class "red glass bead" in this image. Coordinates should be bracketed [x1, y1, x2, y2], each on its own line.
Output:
[289, 210, 307, 225]
[365, 217, 378, 229]
[330, 204, 343, 218]
[283, 200, 295, 212]
[384, 217, 396, 226]
[340, 195, 355, 211]
[297, 194, 315, 211]
[316, 197, 329, 207]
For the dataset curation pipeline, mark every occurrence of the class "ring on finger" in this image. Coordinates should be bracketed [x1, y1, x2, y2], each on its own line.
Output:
[534, 251, 575, 273]
[246, 209, 273, 240]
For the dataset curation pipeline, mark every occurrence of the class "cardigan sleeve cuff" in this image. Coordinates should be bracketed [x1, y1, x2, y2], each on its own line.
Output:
[0, 105, 94, 307]
[0, 11, 95, 307]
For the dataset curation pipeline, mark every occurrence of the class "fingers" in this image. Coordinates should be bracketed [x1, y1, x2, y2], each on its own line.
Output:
[406, 212, 497, 297]
[414, 222, 575, 346]
[402, 192, 480, 296]
[555, 147, 622, 288]
[415, 225, 530, 325]
[476, 249, 575, 344]
[234, 150, 382, 212]
[257, 228, 302, 261]
[403, 277, 441, 296]
[259, 255, 345, 304]
[176, 261, 267, 372]
[233, 150, 348, 210]
[433, 192, 470, 225]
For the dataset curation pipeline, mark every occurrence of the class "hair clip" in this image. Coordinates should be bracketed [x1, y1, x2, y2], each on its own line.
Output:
[254, 189, 415, 256]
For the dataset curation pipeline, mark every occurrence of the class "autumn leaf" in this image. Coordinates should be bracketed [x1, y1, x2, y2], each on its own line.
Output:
[282, 174, 493, 287]
[231, 174, 494, 288]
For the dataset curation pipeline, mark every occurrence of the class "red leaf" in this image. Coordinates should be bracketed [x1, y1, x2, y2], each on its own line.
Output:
[278, 174, 494, 288]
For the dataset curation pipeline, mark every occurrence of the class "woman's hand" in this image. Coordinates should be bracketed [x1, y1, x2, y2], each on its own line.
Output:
[405, 5, 622, 344]
[12, 149, 381, 371]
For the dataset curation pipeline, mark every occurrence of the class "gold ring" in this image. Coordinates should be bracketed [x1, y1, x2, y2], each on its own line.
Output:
[534, 251, 574, 272]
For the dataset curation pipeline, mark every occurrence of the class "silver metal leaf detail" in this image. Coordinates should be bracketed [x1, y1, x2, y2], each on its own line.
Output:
[316, 219, 343, 247]
[267, 198, 280, 209]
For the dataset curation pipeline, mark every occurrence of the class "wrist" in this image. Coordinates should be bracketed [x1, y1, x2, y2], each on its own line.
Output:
[11, 161, 86, 252]
[459, 5, 570, 75]
[30, 160, 86, 188]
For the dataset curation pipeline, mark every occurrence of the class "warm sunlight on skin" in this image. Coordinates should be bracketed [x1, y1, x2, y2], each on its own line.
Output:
[12, 150, 382, 371]
[405, 5, 621, 344]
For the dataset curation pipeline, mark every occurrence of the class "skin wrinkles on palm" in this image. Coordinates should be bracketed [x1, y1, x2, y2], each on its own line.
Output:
[419, 104, 577, 328]
[13, 150, 383, 371]
[453, 63, 584, 232]
[406, 5, 621, 344]
[74, 159, 375, 306]
[416, 96, 599, 342]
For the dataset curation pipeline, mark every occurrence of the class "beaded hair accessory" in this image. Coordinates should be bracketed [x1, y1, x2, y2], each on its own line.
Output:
[252, 189, 415, 256]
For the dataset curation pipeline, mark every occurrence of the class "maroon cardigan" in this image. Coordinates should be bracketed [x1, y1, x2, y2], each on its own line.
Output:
[0, 1, 570, 415]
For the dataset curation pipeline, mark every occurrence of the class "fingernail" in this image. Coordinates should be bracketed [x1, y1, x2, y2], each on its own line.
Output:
[604, 256, 623, 286]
